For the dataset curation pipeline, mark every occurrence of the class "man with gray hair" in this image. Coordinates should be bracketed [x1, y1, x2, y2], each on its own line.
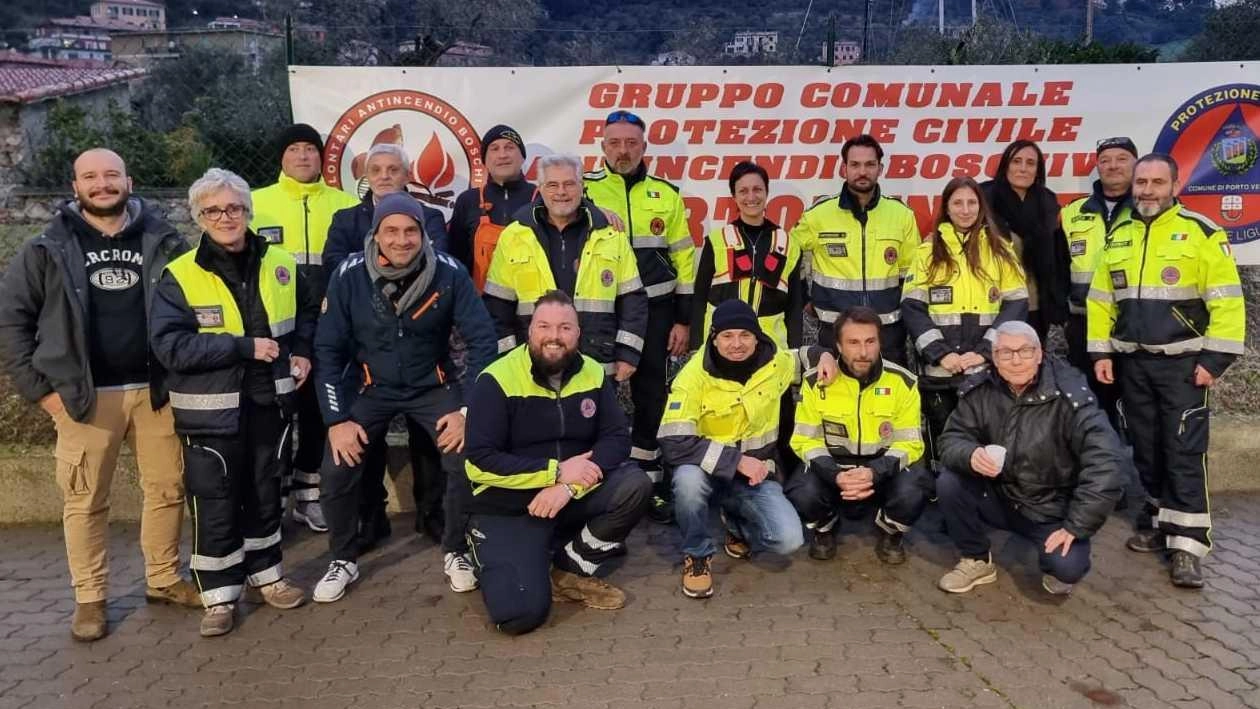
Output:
[483, 153, 648, 375]
[934, 320, 1127, 596]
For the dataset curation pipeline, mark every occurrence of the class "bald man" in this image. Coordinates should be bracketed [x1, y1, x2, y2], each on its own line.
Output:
[0, 148, 200, 641]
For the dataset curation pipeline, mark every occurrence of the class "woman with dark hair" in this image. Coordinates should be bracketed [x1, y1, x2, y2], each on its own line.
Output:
[690, 161, 804, 350]
[903, 177, 1028, 464]
[981, 140, 1070, 339]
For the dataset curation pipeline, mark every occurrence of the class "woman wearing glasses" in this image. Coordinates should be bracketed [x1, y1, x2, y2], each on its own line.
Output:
[902, 176, 1028, 465]
[150, 168, 319, 637]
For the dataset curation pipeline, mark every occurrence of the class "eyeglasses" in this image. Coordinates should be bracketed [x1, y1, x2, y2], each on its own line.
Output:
[605, 110, 646, 130]
[994, 346, 1038, 362]
[199, 204, 248, 221]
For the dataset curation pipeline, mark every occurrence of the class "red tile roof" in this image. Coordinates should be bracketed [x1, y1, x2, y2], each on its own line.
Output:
[0, 52, 147, 104]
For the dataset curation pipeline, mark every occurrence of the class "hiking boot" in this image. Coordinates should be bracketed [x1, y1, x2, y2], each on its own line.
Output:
[808, 529, 836, 561]
[443, 552, 478, 593]
[550, 568, 626, 610]
[723, 531, 751, 560]
[293, 501, 328, 533]
[646, 495, 674, 525]
[313, 561, 359, 603]
[199, 603, 235, 637]
[1126, 528, 1166, 553]
[681, 554, 714, 599]
[875, 531, 907, 565]
[1170, 551, 1204, 589]
[938, 555, 998, 593]
[258, 578, 306, 609]
[145, 578, 201, 607]
[1042, 575, 1074, 596]
[71, 600, 107, 642]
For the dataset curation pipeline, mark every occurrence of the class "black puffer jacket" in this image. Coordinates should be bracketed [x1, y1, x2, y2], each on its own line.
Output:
[938, 355, 1127, 538]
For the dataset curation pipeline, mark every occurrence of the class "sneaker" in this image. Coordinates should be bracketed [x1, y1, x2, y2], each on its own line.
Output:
[723, 532, 751, 560]
[443, 552, 478, 593]
[1042, 575, 1074, 596]
[293, 501, 329, 533]
[258, 578, 306, 609]
[875, 531, 907, 565]
[808, 529, 836, 561]
[550, 569, 626, 610]
[71, 600, 107, 642]
[199, 604, 235, 637]
[681, 554, 714, 599]
[1170, 551, 1204, 589]
[646, 495, 674, 525]
[145, 578, 201, 607]
[1126, 528, 1165, 553]
[938, 555, 998, 594]
[313, 561, 360, 603]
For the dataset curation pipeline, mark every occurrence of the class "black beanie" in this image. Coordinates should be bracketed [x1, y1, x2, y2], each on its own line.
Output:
[277, 123, 324, 161]
[1096, 136, 1138, 159]
[711, 300, 761, 337]
[480, 124, 526, 159]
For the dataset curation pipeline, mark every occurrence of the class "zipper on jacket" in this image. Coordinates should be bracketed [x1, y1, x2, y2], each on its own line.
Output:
[552, 384, 566, 464]
[1137, 220, 1152, 301]
[302, 195, 311, 264]
[622, 178, 635, 239]
[860, 221, 869, 305]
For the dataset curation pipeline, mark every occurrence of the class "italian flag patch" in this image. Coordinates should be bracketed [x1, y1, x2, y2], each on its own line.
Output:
[1170, 233, 1188, 241]
[647, 190, 661, 198]
[874, 386, 892, 396]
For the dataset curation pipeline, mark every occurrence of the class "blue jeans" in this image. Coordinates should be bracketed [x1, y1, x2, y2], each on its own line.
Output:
[672, 464, 804, 559]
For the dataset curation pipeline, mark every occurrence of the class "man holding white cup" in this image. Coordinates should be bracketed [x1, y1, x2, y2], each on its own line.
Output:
[934, 321, 1127, 596]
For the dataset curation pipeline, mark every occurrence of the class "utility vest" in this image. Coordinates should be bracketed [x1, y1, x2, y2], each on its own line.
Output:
[703, 223, 799, 348]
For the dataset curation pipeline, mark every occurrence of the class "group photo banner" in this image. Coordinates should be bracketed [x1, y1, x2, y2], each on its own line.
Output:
[290, 63, 1260, 264]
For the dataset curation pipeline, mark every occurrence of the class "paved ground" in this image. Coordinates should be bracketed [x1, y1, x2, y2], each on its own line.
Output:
[4, 493, 1260, 709]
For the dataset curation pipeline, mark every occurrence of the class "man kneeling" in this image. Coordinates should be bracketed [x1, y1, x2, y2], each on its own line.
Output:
[464, 291, 650, 634]
[936, 321, 1126, 595]
[785, 306, 934, 565]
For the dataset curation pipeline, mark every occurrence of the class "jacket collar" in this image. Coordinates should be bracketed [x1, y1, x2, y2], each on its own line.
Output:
[837, 182, 882, 213]
[524, 197, 609, 232]
[837, 355, 883, 389]
[194, 230, 265, 273]
[601, 159, 648, 189]
[1081, 179, 1131, 216]
[526, 346, 585, 389]
[275, 171, 330, 199]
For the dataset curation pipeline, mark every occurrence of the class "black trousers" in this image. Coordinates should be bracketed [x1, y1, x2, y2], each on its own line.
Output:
[283, 382, 323, 507]
[359, 419, 440, 522]
[184, 401, 289, 607]
[320, 386, 468, 562]
[630, 298, 674, 480]
[468, 463, 651, 635]
[1117, 355, 1213, 557]
[784, 461, 934, 533]
[919, 376, 960, 470]
[817, 320, 908, 368]
[937, 467, 1092, 584]
[1065, 314, 1120, 427]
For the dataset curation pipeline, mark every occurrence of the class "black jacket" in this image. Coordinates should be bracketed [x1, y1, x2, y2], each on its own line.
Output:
[0, 198, 188, 421]
[324, 192, 449, 276]
[980, 179, 1071, 325]
[446, 176, 536, 272]
[938, 355, 1127, 538]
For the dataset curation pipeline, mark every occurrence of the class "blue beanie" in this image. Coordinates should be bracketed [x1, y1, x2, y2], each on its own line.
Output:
[371, 192, 427, 236]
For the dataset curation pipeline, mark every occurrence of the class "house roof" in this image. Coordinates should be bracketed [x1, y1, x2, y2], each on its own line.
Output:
[46, 16, 144, 32]
[95, 0, 166, 8]
[0, 52, 146, 105]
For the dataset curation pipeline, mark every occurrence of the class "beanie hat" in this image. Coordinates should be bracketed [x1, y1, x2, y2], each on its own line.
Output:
[480, 124, 526, 159]
[371, 192, 427, 236]
[1095, 136, 1138, 159]
[277, 123, 325, 161]
[710, 300, 762, 337]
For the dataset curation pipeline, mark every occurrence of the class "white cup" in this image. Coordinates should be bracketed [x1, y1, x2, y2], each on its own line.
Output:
[983, 444, 1007, 473]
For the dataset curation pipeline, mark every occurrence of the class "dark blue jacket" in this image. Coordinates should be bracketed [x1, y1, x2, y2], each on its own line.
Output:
[314, 250, 497, 425]
[324, 193, 449, 276]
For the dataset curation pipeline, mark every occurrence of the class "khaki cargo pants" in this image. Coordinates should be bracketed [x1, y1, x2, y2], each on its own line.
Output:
[52, 388, 185, 603]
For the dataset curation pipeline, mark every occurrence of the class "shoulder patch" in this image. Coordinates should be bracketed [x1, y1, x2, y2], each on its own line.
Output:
[1177, 208, 1222, 238]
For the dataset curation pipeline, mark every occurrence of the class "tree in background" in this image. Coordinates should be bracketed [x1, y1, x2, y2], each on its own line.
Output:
[1181, 0, 1260, 60]
[885, 18, 1155, 64]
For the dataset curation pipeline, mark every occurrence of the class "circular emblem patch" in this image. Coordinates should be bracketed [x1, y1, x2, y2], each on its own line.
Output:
[650, 217, 665, 236]
[275, 265, 291, 285]
[601, 269, 614, 287]
[879, 421, 893, 440]
[580, 397, 597, 418]
[884, 246, 898, 265]
[988, 286, 1000, 303]
[1161, 266, 1180, 285]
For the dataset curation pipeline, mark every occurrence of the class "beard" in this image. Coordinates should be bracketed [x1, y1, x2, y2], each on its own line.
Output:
[76, 186, 129, 217]
[528, 340, 578, 377]
[847, 177, 875, 194]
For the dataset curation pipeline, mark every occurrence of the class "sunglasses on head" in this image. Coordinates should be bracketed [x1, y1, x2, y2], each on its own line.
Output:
[605, 110, 646, 130]
[1096, 136, 1134, 149]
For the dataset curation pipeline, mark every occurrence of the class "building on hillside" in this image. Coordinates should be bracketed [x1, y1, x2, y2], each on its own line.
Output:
[90, 0, 166, 30]
[112, 27, 283, 70]
[0, 52, 146, 202]
[651, 50, 697, 66]
[724, 31, 778, 56]
[820, 40, 861, 65]
[28, 17, 135, 61]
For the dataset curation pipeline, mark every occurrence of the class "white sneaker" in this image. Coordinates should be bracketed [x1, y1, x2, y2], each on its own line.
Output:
[312, 560, 359, 603]
[443, 552, 478, 593]
[294, 501, 328, 533]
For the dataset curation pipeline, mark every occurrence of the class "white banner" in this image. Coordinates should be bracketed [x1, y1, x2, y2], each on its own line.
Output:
[290, 63, 1260, 264]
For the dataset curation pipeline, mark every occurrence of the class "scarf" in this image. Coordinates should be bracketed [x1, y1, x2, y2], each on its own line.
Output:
[364, 235, 436, 315]
[985, 180, 1069, 323]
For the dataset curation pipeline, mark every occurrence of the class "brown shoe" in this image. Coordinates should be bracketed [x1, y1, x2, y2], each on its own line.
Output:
[681, 555, 714, 599]
[145, 579, 202, 608]
[723, 532, 751, 560]
[71, 600, 107, 642]
[550, 569, 626, 610]
[258, 578, 306, 609]
[199, 603, 235, 637]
